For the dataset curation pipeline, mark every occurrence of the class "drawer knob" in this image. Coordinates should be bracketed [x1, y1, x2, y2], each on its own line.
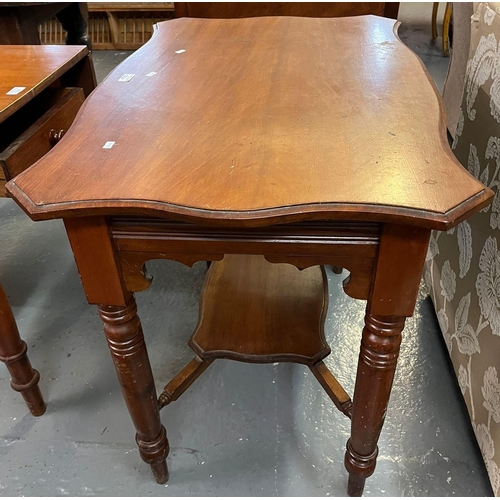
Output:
[49, 129, 65, 146]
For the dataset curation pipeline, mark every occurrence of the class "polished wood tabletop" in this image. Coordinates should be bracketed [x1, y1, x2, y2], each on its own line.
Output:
[7, 16, 492, 228]
[0, 45, 88, 121]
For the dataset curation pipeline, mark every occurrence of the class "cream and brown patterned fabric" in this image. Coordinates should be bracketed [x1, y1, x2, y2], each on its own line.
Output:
[442, 2, 473, 136]
[425, 3, 500, 495]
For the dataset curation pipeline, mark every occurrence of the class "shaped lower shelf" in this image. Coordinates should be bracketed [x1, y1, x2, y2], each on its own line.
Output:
[190, 254, 330, 364]
[158, 254, 352, 417]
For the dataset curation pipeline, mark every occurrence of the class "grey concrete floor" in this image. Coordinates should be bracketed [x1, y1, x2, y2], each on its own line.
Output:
[0, 8, 494, 497]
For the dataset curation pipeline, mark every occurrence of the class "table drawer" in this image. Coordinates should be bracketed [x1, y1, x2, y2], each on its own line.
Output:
[0, 87, 85, 183]
[0, 170, 6, 197]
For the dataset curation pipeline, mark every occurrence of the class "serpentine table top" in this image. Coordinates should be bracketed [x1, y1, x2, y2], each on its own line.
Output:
[6, 15, 491, 228]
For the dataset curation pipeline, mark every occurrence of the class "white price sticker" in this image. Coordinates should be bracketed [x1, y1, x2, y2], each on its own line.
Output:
[102, 141, 115, 149]
[118, 74, 135, 82]
[6, 86, 26, 95]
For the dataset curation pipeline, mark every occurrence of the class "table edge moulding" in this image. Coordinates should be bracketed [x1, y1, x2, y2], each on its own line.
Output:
[5, 15, 494, 497]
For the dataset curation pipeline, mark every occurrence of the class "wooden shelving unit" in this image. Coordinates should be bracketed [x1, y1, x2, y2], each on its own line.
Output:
[39, 3, 175, 50]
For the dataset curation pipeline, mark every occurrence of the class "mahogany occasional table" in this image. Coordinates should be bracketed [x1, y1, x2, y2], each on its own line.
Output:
[6, 16, 493, 496]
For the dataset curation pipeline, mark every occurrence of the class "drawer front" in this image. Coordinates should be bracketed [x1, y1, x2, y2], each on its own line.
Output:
[0, 170, 5, 197]
[0, 87, 85, 182]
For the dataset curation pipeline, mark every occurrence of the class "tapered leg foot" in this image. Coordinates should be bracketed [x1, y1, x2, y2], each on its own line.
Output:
[0, 283, 45, 416]
[347, 474, 366, 497]
[10, 363, 46, 417]
[151, 459, 169, 484]
[345, 439, 378, 496]
[99, 294, 169, 481]
[136, 425, 170, 483]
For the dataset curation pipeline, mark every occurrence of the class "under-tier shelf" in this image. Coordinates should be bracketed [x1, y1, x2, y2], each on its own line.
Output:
[159, 255, 352, 417]
[190, 254, 330, 364]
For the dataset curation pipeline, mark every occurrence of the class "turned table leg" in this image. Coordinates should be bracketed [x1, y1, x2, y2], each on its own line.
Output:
[98, 294, 169, 483]
[64, 217, 170, 484]
[345, 313, 404, 496]
[0, 282, 45, 416]
[342, 223, 430, 496]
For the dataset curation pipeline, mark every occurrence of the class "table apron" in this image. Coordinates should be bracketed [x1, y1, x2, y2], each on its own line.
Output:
[110, 219, 382, 300]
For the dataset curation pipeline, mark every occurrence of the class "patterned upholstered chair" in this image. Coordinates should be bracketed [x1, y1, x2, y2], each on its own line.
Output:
[425, 3, 500, 494]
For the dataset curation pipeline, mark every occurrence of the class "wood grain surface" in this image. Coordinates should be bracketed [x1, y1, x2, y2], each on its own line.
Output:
[7, 16, 492, 229]
[190, 254, 330, 364]
[0, 45, 88, 121]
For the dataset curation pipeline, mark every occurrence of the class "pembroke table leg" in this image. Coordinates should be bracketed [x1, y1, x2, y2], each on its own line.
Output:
[344, 313, 404, 496]
[0, 282, 45, 416]
[98, 294, 169, 484]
